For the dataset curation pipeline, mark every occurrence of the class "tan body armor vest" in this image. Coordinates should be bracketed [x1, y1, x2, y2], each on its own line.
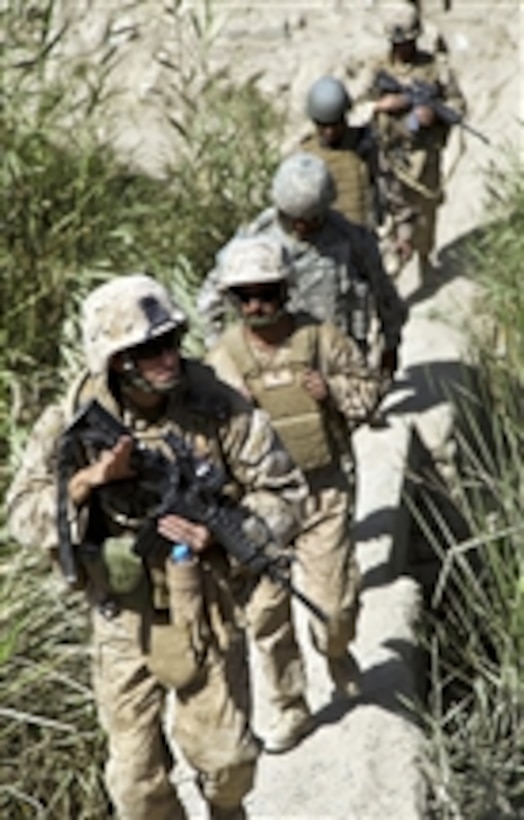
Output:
[219, 319, 343, 473]
[300, 132, 371, 226]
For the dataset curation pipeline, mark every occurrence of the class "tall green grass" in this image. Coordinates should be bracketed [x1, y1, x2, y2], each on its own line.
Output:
[419, 159, 524, 819]
[1, 0, 282, 440]
[1, 2, 282, 814]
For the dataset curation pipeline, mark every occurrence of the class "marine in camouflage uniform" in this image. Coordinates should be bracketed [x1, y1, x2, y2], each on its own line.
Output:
[298, 76, 382, 229]
[205, 237, 383, 753]
[367, 0, 466, 279]
[6, 274, 307, 820]
[197, 152, 407, 382]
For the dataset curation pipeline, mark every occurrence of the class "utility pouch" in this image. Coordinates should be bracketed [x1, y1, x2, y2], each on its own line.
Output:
[103, 535, 145, 594]
[146, 559, 210, 690]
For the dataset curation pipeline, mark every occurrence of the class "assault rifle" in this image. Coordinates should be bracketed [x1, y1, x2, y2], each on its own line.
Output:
[57, 398, 327, 624]
[375, 70, 490, 145]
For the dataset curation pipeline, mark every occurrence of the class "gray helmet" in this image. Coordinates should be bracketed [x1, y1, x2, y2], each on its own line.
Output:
[306, 76, 352, 124]
[271, 152, 336, 220]
[82, 273, 187, 375]
[384, 2, 421, 43]
[218, 236, 292, 291]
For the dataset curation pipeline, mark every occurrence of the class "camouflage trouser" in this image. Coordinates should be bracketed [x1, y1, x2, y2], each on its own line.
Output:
[379, 148, 443, 275]
[245, 573, 307, 712]
[245, 469, 360, 711]
[296, 470, 361, 657]
[92, 605, 259, 820]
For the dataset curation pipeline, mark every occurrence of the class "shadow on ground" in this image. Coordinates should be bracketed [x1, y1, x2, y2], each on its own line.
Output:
[405, 222, 492, 309]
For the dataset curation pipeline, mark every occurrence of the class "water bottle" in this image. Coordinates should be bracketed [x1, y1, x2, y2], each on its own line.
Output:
[170, 543, 193, 563]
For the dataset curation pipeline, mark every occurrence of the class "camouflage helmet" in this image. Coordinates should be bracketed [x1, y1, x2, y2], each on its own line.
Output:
[271, 152, 336, 220]
[82, 274, 187, 375]
[218, 236, 292, 291]
[306, 76, 352, 124]
[384, 2, 421, 44]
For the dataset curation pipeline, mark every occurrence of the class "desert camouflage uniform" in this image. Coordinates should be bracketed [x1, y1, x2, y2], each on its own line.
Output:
[207, 311, 382, 723]
[6, 361, 306, 819]
[198, 206, 407, 357]
[368, 43, 466, 273]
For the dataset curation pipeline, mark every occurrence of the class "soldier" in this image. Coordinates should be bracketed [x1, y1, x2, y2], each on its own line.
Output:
[206, 236, 383, 752]
[299, 75, 382, 229]
[367, 0, 466, 279]
[6, 274, 307, 820]
[197, 152, 407, 384]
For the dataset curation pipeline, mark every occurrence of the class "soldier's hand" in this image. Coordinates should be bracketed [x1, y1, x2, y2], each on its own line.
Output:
[380, 348, 399, 378]
[414, 104, 436, 127]
[302, 369, 328, 401]
[375, 93, 411, 114]
[157, 515, 212, 554]
[68, 436, 135, 505]
[395, 235, 414, 263]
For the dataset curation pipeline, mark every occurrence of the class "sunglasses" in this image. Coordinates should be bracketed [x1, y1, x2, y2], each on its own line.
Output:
[229, 283, 283, 304]
[128, 329, 181, 360]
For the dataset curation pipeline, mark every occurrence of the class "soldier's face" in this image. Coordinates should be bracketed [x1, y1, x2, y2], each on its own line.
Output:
[127, 330, 181, 389]
[315, 120, 345, 148]
[278, 210, 323, 240]
[229, 283, 284, 327]
[392, 39, 417, 62]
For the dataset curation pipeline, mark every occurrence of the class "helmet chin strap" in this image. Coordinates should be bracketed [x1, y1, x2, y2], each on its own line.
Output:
[120, 354, 179, 395]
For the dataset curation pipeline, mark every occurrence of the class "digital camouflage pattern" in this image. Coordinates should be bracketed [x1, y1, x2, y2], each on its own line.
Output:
[271, 151, 336, 220]
[82, 274, 187, 376]
[367, 6, 466, 270]
[198, 205, 407, 351]
[7, 362, 306, 561]
[207, 311, 375, 711]
[6, 354, 307, 818]
[217, 235, 292, 291]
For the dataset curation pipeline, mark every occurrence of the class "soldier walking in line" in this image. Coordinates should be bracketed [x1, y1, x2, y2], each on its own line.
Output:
[197, 152, 407, 387]
[366, 0, 466, 280]
[6, 273, 307, 820]
[206, 236, 383, 753]
[298, 75, 383, 231]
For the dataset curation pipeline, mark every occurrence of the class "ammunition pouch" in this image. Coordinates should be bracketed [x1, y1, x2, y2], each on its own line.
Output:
[145, 559, 210, 690]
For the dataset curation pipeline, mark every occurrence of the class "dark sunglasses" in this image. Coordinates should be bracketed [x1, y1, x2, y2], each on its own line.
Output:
[229, 283, 283, 304]
[128, 329, 181, 360]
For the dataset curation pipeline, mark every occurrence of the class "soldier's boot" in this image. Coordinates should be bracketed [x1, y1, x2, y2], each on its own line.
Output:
[263, 698, 313, 754]
[209, 803, 247, 820]
[327, 652, 362, 699]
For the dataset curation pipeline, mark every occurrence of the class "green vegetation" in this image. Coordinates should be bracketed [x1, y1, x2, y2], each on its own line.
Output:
[1, 2, 281, 815]
[1, 0, 281, 470]
[418, 161, 524, 818]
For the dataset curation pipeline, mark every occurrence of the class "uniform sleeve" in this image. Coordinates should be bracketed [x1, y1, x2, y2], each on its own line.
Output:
[218, 405, 307, 551]
[351, 223, 408, 350]
[318, 323, 383, 429]
[6, 404, 68, 551]
[196, 263, 229, 350]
